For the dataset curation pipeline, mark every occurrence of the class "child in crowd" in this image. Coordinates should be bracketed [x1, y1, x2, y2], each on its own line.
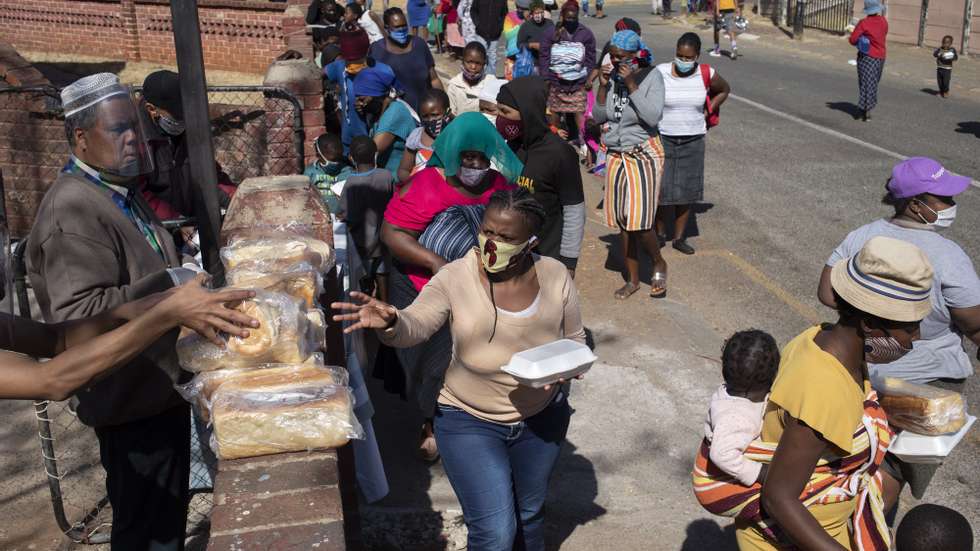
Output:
[399, 89, 453, 183]
[446, 41, 490, 115]
[305, 133, 352, 214]
[895, 504, 973, 551]
[702, 329, 780, 486]
[338, 136, 394, 300]
[933, 35, 958, 98]
[477, 75, 505, 124]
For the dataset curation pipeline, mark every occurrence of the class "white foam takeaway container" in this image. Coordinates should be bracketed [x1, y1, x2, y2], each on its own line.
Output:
[501, 339, 597, 389]
[888, 415, 976, 464]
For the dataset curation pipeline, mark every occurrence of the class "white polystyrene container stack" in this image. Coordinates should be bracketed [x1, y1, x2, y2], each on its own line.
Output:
[888, 415, 976, 464]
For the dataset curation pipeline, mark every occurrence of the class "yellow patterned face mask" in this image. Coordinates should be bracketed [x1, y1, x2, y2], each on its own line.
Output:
[478, 233, 535, 273]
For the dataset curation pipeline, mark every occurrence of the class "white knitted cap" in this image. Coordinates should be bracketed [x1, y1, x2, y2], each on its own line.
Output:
[61, 73, 130, 117]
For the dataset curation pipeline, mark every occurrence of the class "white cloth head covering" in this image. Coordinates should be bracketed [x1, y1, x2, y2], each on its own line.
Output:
[478, 76, 506, 104]
[61, 73, 130, 117]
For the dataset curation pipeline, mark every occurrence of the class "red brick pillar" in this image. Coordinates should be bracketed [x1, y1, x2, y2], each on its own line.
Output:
[282, 1, 313, 56]
[119, 0, 141, 62]
[263, 59, 326, 170]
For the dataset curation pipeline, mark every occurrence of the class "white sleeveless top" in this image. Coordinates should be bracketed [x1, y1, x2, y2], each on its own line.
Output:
[655, 62, 714, 137]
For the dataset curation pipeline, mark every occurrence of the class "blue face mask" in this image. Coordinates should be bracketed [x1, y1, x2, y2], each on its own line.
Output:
[388, 26, 410, 44]
[674, 58, 697, 74]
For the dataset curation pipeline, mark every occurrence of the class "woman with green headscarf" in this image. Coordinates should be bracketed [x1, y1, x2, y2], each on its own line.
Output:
[381, 111, 520, 460]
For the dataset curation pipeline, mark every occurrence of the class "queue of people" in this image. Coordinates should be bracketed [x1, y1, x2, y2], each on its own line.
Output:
[2, 3, 975, 551]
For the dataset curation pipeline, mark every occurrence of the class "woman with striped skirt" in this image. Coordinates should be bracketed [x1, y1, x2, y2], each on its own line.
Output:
[592, 30, 668, 299]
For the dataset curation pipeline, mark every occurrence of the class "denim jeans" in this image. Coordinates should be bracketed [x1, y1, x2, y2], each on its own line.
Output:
[475, 37, 500, 76]
[582, 0, 604, 14]
[434, 394, 571, 551]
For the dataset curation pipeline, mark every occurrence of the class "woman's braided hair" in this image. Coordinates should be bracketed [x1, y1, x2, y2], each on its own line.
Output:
[486, 187, 547, 235]
[721, 329, 780, 394]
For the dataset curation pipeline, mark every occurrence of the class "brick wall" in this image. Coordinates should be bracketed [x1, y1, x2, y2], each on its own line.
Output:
[208, 450, 347, 550]
[0, 0, 291, 74]
[0, 43, 64, 237]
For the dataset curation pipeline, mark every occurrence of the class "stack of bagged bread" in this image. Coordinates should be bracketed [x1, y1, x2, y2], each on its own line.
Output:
[878, 377, 968, 435]
[176, 176, 362, 460]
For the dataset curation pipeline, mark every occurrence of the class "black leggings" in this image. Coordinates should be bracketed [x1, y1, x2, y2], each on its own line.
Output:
[937, 67, 952, 93]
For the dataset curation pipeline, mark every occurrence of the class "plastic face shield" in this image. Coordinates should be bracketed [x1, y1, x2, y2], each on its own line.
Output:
[65, 85, 154, 179]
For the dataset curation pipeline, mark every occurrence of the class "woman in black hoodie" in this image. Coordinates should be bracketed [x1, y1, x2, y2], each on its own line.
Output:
[495, 76, 585, 274]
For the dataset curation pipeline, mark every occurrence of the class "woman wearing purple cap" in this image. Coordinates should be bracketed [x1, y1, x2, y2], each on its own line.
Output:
[817, 157, 980, 504]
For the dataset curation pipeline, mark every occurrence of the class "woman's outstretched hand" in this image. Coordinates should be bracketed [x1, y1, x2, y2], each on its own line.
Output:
[332, 291, 399, 334]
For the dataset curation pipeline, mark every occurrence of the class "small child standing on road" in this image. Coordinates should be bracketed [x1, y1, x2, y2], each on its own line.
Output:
[702, 329, 780, 486]
[933, 35, 958, 98]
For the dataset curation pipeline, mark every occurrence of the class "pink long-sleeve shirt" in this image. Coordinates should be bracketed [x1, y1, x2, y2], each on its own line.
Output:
[703, 384, 768, 486]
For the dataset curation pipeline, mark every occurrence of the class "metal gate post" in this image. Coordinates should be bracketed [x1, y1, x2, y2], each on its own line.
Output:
[918, 0, 930, 46]
[794, 0, 807, 37]
[963, 0, 973, 54]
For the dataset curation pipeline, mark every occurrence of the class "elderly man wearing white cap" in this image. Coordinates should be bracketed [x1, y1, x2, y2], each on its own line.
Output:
[818, 156, 980, 503]
[737, 236, 933, 550]
[26, 73, 199, 550]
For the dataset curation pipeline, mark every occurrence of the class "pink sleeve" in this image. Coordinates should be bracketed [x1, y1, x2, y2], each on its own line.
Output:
[384, 169, 442, 232]
[708, 403, 764, 486]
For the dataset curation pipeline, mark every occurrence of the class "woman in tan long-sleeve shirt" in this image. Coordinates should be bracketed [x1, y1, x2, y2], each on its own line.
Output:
[335, 188, 585, 551]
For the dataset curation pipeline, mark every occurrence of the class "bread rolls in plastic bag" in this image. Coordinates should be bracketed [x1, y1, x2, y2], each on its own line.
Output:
[176, 291, 320, 372]
[221, 236, 335, 274]
[210, 383, 363, 459]
[225, 261, 324, 308]
[878, 377, 967, 435]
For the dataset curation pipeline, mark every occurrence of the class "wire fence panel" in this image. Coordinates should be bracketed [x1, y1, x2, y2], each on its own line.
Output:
[0, 85, 305, 239]
[0, 84, 304, 548]
[802, 0, 855, 34]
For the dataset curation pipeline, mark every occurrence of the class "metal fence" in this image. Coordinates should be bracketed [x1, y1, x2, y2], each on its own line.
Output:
[0, 84, 305, 238]
[0, 83, 305, 547]
[798, 0, 855, 34]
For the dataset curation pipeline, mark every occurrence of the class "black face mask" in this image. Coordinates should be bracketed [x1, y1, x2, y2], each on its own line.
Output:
[563, 18, 579, 32]
[361, 97, 385, 117]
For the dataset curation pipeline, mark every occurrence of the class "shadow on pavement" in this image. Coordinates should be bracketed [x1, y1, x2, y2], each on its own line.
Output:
[599, 202, 714, 286]
[545, 440, 607, 550]
[955, 121, 980, 138]
[920, 87, 940, 96]
[825, 101, 862, 119]
[679, 518, 739, 550]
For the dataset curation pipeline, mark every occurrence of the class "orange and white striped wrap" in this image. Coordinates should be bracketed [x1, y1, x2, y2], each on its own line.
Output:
[691, 391, 894, 550]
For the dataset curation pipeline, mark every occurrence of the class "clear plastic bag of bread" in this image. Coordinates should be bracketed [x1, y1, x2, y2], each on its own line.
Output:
[176, 290, 322, 372]
[210, 382, 364, 459]
[174, 358, 344, 423]
[225, 260, 324, 308]
[878, 376, 968, 435]
[220, 234, 336, 275]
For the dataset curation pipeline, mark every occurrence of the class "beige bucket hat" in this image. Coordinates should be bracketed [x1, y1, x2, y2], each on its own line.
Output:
[830, 236, 934, 322]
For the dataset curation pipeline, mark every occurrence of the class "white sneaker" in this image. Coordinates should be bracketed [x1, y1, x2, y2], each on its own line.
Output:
[708, 49, 722, 57]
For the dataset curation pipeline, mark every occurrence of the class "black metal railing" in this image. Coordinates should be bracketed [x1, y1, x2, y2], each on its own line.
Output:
[801, 0, 855, 34]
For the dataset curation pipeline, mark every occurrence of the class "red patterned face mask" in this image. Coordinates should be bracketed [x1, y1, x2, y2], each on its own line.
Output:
[495, 116, 523, 141]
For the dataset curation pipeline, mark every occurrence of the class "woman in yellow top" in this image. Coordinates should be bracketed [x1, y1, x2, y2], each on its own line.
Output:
[738, 236, 933, 550]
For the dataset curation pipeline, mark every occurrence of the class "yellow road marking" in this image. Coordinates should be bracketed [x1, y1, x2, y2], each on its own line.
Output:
[697, 249, 822, 324]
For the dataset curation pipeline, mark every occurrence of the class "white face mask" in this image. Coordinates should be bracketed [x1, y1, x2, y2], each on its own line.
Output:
[458, 165, 489, 188]
[916, 201, 957, 229]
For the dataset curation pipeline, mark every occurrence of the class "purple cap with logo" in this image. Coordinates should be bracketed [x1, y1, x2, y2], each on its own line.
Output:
[887, 157, 971, 199]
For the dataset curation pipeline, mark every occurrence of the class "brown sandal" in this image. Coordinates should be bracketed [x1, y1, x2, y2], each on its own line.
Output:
[615, 282, 640, 300]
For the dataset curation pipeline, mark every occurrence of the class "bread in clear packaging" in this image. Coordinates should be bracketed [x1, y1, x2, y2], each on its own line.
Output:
[210, 383, 362, 459]
[220, 175, 335, 248]
[878, 377, 967, 435]
[176, 291, 320, 371]
[221, 236, 334, 274]
[176, 362, 348, 423]
[225, 262, 323, 308]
